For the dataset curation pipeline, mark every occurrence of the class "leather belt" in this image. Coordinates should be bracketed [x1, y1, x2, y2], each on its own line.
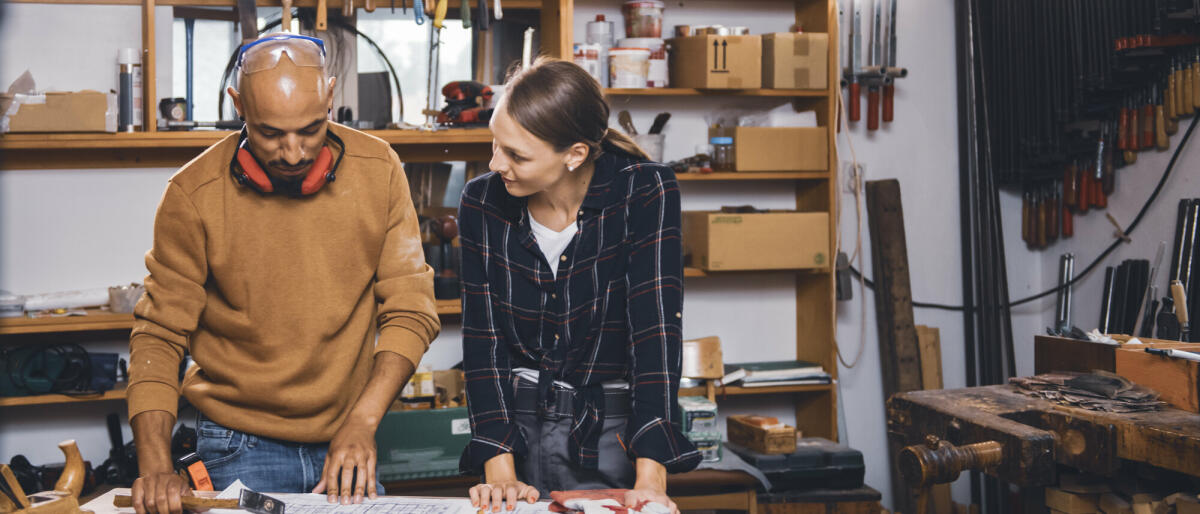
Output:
[513, 378, 631, 419]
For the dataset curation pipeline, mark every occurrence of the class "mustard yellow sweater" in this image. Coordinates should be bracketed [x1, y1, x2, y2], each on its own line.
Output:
[127, 123, 440, 442]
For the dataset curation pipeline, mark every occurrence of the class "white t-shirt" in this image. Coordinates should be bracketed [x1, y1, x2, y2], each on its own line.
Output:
[528, 211, 579, 280]
[518, 210, 628, 390]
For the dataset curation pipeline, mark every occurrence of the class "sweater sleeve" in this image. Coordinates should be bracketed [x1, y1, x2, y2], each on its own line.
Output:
[127, 181, 208, 422]
[623, 167, 700, 473]
[374, 150, 441, 367]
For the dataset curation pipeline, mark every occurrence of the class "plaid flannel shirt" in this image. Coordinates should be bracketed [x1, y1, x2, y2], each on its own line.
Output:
[457, 145, 700, 475]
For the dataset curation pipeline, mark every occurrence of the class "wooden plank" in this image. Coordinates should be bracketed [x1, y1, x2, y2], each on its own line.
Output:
[7, 0, 541, 7]
[917, 325, 944, 391]
[676, 171, 829, 181]
[0, 383, 127, 408]
[679, 382, 834, 398]
[605, 88, 826, 97]
[539, 0, 572, 58]
[865, 179, 922, 514]
[1034, 334, 1117, 375]
[0, 300, 462, 336]
[915, 324, 953, 514]
[142, 0, 157, 132]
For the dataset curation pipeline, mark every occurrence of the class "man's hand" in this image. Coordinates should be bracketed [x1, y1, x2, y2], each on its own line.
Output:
[313, 419, 377, 504]
[627, 458, 678, 514]
[130, 472, 194, 514]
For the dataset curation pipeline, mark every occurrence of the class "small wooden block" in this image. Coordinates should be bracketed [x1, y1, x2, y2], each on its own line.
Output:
[682, 336, 724, 379]
[1045, 487, 1100, 514]
[1099, 493, 1132, 514]
[1176, 494, 1200, 514]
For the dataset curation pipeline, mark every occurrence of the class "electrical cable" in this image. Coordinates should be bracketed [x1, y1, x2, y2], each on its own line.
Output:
[833, 79, 868, 370]
[846, 113, 1199, 313]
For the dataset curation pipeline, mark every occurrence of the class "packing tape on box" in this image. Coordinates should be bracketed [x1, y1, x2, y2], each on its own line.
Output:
[794, 69, 810, 87]
[792, 37, 812, 56]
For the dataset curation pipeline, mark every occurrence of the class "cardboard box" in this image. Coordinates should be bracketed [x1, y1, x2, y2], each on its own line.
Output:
[1099, 493, 1132, 514]
[678, 395, 718, 433]
[708, 126, 828, 172]
[1, 91, 117, 133]
[682, 211, 829, 271]
[1114, 343, 1200, 412]
[727, 415, 797, 454]
[762, 33, 829, 89]
[1045, 487, 1100, 514]
[667, 35, 761, 89]
[682, 336, 724, 379]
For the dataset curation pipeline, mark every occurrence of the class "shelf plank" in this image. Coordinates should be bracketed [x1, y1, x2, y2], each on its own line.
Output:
[0, 383, 127, 408]
[605, 88, 827, 98]
[8, 0, 541, 7]
[0, 128, 493, 150]
[676, 171, 828, 181]
[0, 300, 462, 335]
[679, 382, 834, 397]
[0, 310, 134, 335]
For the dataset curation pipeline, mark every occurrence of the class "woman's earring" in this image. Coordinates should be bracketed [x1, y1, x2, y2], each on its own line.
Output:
[567, 164, 577, 172]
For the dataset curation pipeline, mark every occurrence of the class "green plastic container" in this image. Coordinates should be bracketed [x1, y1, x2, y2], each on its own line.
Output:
[375, 407, 472, 481]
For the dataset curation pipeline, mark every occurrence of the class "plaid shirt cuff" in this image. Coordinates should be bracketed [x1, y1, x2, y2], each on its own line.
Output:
[459, 422, 528, 475]
[625, 416, 702, 473]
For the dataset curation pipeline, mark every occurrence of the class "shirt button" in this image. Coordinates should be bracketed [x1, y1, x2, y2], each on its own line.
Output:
[676, 312, 682, 318]
[551, 293, 557, 299]
[560, 255, 568, 262]
[555, 334, 560, 340]
[578, 210, 584, 217]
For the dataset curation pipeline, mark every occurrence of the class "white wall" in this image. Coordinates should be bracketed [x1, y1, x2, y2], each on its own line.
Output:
[1029, 125, 1200, 342]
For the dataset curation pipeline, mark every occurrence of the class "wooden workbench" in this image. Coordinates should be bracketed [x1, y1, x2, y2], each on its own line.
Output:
[887, 385, 1200, 486]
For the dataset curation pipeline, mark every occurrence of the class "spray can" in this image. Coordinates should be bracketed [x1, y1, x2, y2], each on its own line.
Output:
[118, 48, 143, 131]
[586, 14, 614, 88]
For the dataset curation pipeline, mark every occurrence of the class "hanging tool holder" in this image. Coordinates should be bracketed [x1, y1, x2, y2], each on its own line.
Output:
[967, 0, 1200, 250]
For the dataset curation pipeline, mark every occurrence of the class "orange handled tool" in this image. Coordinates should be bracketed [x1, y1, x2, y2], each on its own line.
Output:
[867, 86, 880, 131]
[1063, 164, 1077, 207]
[1140, 92, 1154, 150]
[1118, 105, 1131, 150]
[883, 80, 895, 122]
[1062, 202, 1074, 238]
[1078, 166, 1091, 213]
[849, 82, 861, 122]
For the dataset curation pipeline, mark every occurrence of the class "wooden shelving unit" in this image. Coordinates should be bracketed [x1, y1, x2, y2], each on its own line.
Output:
[679, 382, 834, 398]
[544, 0, 841, 441]
[0, 0, 839, 436]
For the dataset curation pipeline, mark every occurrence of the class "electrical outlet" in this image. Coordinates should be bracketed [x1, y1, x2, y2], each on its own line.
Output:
[842, 161, 864, 193]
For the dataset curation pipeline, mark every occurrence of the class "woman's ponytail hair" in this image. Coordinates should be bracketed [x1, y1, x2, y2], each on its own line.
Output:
[503, 57, 651, 162]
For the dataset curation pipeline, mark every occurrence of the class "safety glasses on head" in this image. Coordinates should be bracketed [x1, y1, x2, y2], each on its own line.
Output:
[236, 34, 327, 75]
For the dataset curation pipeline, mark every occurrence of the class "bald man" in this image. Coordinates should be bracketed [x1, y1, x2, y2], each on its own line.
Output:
[127, 34, 439, 514]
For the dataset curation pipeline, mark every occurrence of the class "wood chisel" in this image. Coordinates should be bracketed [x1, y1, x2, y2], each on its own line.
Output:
[882, 0, 898, 123]
[1145, 348, 1200, 363]
[433, 0, 448, 28]
[343, 0, 354, 20]
[461, 0, 471, 28]
[1173, 279, 1191, 341]
[115, 490, 285, 514]
[845, 0, 862, 122]
[494, 0, 502, 20]
[866, 0, 882, 130]
[1133, 242, 1166, 338]
[317, 0, 328, 30]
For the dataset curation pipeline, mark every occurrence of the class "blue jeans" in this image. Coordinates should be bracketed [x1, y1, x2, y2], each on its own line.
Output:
[196, 414, 383, 494]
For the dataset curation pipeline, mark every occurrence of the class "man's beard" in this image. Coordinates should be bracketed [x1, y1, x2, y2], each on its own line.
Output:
[267, 169, 307, 197]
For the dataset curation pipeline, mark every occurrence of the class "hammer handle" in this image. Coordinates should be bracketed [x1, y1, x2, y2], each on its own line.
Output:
[115, 495, 239, 510]
[848, 82, 861, 122]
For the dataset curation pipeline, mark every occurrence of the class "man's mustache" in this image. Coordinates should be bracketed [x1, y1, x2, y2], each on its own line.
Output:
[268, 159, 315, 171]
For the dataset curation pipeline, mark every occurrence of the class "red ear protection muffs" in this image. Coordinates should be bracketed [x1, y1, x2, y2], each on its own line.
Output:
[230, 129, 344, 195]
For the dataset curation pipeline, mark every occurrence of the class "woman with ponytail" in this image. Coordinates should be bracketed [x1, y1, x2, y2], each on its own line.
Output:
[457, 58, 699, 513]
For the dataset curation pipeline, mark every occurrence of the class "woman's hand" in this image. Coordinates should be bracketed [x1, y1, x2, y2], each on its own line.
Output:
[470, 453, 538, 512]
[628, 458, 678, 514]
[469, 480, 539, 512]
